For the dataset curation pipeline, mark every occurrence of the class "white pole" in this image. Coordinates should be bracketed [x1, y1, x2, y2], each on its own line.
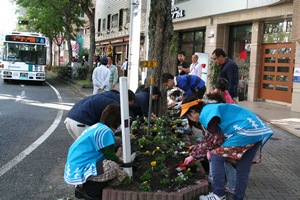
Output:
[128, 0, 141, 92]
[141, 0, 151, 84]
[119, 77, 132, 177]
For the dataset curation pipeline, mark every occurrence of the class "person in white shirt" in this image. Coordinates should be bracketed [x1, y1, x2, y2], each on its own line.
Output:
[121, 58, 128, 77]
[92, 56, 111, 95]
[189, 54, 202, 78]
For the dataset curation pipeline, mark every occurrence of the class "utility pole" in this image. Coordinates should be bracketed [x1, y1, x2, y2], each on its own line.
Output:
[128, 0, 141, 92]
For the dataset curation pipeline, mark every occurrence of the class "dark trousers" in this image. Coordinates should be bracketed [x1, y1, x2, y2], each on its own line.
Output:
[192, 85, 207, 99]
[211, 141, 261, 200]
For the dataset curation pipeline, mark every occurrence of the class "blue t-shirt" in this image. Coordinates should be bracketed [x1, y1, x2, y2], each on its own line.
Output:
[67, 90, 120, 125]
[176, 75, 205, 95]
[64, 123, 115, 185]
[200, 104, 273, 147]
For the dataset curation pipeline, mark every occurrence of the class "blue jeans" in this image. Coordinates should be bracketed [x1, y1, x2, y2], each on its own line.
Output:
[211, 142, 261, 200]
[224, 161, 236, 187]
[208, 159, 236, 187]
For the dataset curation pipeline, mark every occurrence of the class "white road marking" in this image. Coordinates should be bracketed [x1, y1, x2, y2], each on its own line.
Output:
[0, 82, 63, 177]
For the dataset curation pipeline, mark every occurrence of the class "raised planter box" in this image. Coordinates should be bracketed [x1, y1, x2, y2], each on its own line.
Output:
[102, 163, 209, 200]
[102, 180, 208, 200]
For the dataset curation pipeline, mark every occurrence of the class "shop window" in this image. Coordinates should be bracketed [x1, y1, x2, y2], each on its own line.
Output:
[278, 48, 291, 54]
[263, 75, 274, 81]
[264, 57, 276, 63]
[277, 66, 289, 72]
[278, 57, 290, 63]
[112, 14, 118, 28]
[265, 48, 276, 54]
[276, 75, 289, 82]
[276, 85, 288, 91]
[102, 19, 106, 31]
[263, 83, 274, 90]
[264, 66, 275, 72]
[263, 20, 292, 43]
[178, 29, 205, 63]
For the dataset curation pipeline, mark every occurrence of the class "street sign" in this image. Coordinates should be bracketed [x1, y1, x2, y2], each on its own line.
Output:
[139, 60, 158, 68]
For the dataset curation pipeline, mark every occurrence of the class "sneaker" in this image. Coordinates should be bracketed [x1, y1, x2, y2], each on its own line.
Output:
[199, 192, 226, 200]
[224, 185, 235, 194]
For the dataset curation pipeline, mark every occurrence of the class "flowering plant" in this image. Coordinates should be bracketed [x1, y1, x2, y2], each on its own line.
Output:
[121, 116, 205, 192]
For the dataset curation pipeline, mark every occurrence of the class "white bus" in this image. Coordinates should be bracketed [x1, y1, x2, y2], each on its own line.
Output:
[0, 32, 47, 83]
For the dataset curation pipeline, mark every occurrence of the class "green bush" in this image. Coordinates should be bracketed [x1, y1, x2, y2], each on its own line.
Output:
[75, 66, 89, 80]
[58, 66, 71, 78]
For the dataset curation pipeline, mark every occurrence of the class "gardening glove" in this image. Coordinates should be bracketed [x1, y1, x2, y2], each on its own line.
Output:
[131, 152, 136, 161]
[184, 155, 195, 165]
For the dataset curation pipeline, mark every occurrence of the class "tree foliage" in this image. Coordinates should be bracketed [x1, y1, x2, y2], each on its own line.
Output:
[14, 0, 85, 66]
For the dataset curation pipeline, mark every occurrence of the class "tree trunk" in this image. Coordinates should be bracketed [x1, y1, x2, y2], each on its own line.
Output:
[81, 2, 96, 81]
[48, 40, 53, 66]
[148, 0, 174, 117]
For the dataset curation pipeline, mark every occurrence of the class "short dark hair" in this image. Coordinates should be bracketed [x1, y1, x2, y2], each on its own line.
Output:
[212, 48, 227, 57]
[100, 104, 121, 130]
[162, 73, 174, 83]
[142, 86, 161, 97]
[215, 77, 228, 92]
[128, 89, 135, 102]
[178, 50, 186, 56]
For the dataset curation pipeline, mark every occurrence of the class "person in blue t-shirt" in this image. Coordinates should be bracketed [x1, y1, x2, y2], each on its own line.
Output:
[65, 90, 135, 140]
[162, 72, 206, 99]
[64, 104, 134, 199]
[180, 94, 273, 200]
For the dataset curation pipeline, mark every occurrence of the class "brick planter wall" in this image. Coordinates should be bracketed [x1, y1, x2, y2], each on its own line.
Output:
[102, 180, 208, 200]
[102, 163, 209, 200]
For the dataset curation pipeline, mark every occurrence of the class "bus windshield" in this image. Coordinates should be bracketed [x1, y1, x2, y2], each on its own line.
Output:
[2, 43, 46, 65]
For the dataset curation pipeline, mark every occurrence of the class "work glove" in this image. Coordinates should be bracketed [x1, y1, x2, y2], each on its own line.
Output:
[184, 155, 195, 165]
[131, 152, 136, 161]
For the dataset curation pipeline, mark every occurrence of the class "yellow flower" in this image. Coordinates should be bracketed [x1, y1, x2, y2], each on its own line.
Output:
[156, 147, 160, 151]
[143, 181, 148, 184]
[187, 168, 191, 171]
[151, 161, 157, 167]
[153, 126, 157, 131]
[146, 150, 149, 154]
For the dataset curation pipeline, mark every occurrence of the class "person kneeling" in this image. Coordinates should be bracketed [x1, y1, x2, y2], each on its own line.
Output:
[64, 104, 131, 200]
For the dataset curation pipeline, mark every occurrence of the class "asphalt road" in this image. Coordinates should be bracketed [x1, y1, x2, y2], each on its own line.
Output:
[0, 78, 80, 199]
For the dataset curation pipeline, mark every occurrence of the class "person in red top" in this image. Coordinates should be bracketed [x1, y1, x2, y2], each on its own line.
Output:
[208, 77, 234, 104]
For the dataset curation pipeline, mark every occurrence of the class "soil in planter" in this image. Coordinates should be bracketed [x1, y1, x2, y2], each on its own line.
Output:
[115, 158, 205, 193]
[113, 145, 206, 193]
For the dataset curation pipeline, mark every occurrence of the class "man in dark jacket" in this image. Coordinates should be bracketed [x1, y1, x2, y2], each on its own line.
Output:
[212, 48, 239, 103]
[65, 90, 135, 140]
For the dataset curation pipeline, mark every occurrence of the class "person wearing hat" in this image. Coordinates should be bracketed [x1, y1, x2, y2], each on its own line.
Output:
[64, 104, 135, 200]
[162, 72, 206, 100]
[92, 56, 111, 95]
[180, 94, 273, 200]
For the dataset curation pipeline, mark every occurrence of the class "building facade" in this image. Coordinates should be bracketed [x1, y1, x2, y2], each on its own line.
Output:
[172, 0, 300, 112]
[94, 0, 147, 71]
[91, 0, 300, 112]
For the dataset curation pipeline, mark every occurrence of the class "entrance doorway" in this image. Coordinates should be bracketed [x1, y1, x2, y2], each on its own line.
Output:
[260, 43, 295, 103]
